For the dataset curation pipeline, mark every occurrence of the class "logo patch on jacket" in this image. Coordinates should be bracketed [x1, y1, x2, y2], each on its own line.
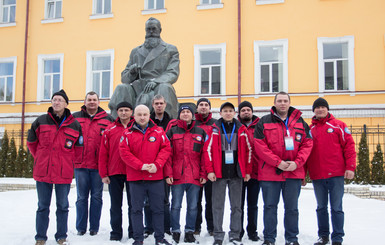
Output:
[295, 133, 302, 142]
[327, 128, 334, 133]
[344, 127, 351, 134]
[195, 136, 202, 141]
[100, 128, 105, 136]
[78, 136, 83, 145]
[65, 139, 74, 149]
[149, 136, 156, 142]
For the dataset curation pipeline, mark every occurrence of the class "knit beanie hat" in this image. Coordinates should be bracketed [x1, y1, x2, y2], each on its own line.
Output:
[312, 97, 329, 112]
[51, 89, 69, 104]
[197, 98, 211, 108]
[238, 101, 253, 112]
[117, 101, 133, 110]
[178, 105, 194, 118]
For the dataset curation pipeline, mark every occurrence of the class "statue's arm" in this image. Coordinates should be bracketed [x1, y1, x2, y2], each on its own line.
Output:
[154, 45, 180, 85]
[121, 51, 138, 84]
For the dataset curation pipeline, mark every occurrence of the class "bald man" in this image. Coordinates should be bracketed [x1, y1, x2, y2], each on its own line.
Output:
[119, 105, 172, 245]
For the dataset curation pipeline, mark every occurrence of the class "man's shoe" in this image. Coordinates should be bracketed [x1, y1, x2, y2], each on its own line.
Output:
[249, 234, 261, 242]
[314, 237, 330, 245]
[77, 231, 86, 236]
[285, 241, 299, 245]
[230, 238, 243, 245]
[213, 240, 223, 245]
[57, 238, 69, 245]
[90, 231, 98, 236]
[331, 242, 342, 245]
[184, 232, 196, 243]
[156, 239, 172, 245]
[262, 241, 275, 245]
[172, 232, 181, 243]
[35, 240, 46, 245]
[133, 241, 144, 245]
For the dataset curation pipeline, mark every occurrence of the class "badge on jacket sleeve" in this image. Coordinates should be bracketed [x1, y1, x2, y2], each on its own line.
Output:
[344, 127, 351, 134]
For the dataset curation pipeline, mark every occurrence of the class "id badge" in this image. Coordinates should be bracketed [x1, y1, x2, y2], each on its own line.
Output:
[284, 137, 294, 151]
[225, 150, 234, 164]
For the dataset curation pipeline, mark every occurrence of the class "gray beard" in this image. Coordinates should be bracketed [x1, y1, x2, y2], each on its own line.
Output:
[144, 37, 161, 49]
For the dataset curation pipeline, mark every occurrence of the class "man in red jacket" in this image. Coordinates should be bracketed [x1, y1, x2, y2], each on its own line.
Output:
[99, 101, 134, 241]
[119, 105, 172, 245]
[28, 90, 83, 245]
[254, 92, 313, 245]
[194, 98, 216, 236]
[206, 102, 252, 245]
[165, 105, 207, 244]
[307, 98, 356, 245]
[73, 91, 114, 236]
[237, 101, 261, 242]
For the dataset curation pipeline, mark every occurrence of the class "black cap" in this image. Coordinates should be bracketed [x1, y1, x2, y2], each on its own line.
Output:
[117, 101, 133, 110]
[238, 101, 253, 112]
[51, 89, 69, 104]
[312, 97, 329, 112]
[178, 105, 194, 119]
[220, 102, 235, 112]
[197, 98, 211, 108]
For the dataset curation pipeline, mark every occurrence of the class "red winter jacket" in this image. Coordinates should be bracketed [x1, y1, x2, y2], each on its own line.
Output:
[165, 120, 207, 186]
[27, 107, 83, 184]
[73, 106, 113, 169]
[205, 119, 252, 179]
[307, 113, 356, 180]
[119, 120, 172, 181]
[98, 117, 134, 178]
[195, 112, 217, 134]
[238, 115, 260, 179]
[254, 107, 313, 181]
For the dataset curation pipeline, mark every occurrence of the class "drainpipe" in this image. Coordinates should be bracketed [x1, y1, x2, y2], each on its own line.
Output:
[21, 0, 30, 146]
[237, 0, 241, 105]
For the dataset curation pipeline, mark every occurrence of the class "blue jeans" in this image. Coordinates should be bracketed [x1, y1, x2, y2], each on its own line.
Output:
[130, 180, 165, 242]
[75, 168, 104, 232]
[313, 176, 345, 243]
[109, 175, 133, 240]
[241, 178, 260, 238]
[260, 179, 301, 243]
[170, 183, 200, 233]
[35, 181, 71, 241]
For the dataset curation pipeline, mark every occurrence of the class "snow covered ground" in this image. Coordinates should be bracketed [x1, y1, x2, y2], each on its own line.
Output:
[0, 178, 384, 245]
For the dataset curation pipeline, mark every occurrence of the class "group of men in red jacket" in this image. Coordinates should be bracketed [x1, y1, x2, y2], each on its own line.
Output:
[28, 90, 356, 245]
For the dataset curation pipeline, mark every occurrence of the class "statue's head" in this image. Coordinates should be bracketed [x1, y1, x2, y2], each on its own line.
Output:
[145, 17, 162, 39]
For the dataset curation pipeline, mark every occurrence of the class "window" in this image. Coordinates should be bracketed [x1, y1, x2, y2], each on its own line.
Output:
[256, 0, 284, 5]
[45, 0, 62, 19]
[197, 0, 223, 10]
[0, 57, 16, 102]
[254, 39, 288, 94]
[145, 0, 164, 10]
[0, 0, 16, 23]
[317, 36, 355, 92]
[86, 50, 114, 99]
[93, 0, 111, 15]
[201, 0, 221, 4]
[37, 54, 63, 101]
[194, 43, 226, 96]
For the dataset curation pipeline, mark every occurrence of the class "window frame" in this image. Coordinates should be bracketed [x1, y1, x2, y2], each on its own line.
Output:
[194, 43, 226, 97]
[197, 0, 223, 10]
[142, 0, 166, 15]
[37, 54, 64, 102]
[317, 36, 355, 93]
[0, 0, 16, 25]
[0, 56, 17, 103]
[90, 0, 113, 19]
[254, 39, 288, 95]
[86, 49, 114, 99]
[256, 0, 284, 5]
[42, 0, 63, 24]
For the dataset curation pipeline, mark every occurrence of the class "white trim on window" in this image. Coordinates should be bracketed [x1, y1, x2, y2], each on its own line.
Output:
[194, 43, 226, 97]
[90, 0, 113, 19]
[256, 0, 284, 5]
[317, 36, 355, 93]
[86, 49, 114, 99]
[37, 54, 64, 102]
[0, 0, 16, 24]
[43, 0, 62, 21]
[0, 56, 17, 103]
[254, 39, 288, 95]
[142, 0, 166, 15]
[197, 0, 223, 10]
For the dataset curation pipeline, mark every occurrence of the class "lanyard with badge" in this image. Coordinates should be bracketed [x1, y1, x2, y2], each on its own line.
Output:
[222, 123, 235, 164]
[284, 118, 294, 151]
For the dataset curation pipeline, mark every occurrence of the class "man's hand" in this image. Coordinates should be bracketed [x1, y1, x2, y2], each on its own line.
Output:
[129, 64, 138, 75]
[278, 160, 290, 170]
[285, 161, 298, 171]
[207, 172, 216, 182]
[143, 81, 157, 93]
[344, 170, 355, 180]
[200, 177, 207, 185]
[166, 177, 173, 185]
[244, 174, 251, 182]
[301, 179, 307, 186]
[148, 163, 157, 173]
[102, 177, 110, 184]
[141, 164, 150, 171]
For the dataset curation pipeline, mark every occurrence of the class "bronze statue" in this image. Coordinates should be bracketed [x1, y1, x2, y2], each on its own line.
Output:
[109, 17, 180, 119]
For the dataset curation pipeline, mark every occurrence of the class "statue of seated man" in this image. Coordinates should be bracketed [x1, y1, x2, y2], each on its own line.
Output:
[109, 17, 180, 119]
